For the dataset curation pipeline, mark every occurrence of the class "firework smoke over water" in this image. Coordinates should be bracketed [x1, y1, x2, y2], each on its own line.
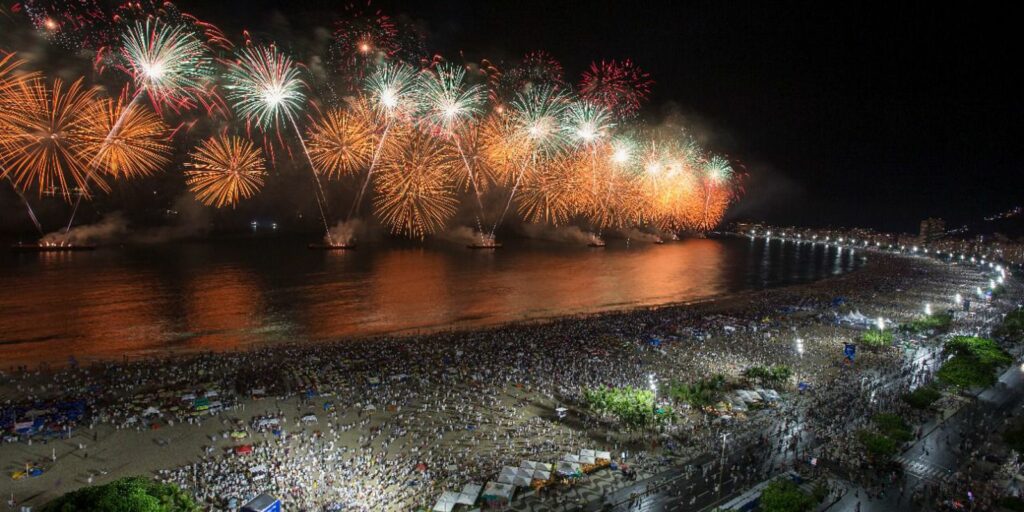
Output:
[0, 2, 743, 245]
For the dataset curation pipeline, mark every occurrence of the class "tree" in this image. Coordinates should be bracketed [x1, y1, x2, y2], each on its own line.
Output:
[859, 329, 893, 348]
[873, 413, 913, 442]
[903, 385, 941, 410]
[857, 430, 898, 460]
[901, 313, 952, 333]
[759, 480, 815, 512]
[43, 477, 199, 512]
[995, 308, 1024, 340]
[937, 336, 1012, 389]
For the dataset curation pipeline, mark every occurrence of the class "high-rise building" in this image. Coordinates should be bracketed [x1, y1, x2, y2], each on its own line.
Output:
[919, 218, 946, 243]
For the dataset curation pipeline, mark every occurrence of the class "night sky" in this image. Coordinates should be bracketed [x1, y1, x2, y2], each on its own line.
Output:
[184, 0, 1019, 233]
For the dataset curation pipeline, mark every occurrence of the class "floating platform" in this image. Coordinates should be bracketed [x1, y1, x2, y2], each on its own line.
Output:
[308, 243, 357, 250]
[11, 243, 96, 253]
[587, 241, 607, 248]
[467, 242, 503, 249]
[653, 238, 665, 245]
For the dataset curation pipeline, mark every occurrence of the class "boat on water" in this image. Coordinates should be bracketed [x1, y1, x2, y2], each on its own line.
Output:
[587, 240, 607, 248]
[11, 242, 96, 252]
[308, 243, 357, 250]
[467, 241, 503, 249]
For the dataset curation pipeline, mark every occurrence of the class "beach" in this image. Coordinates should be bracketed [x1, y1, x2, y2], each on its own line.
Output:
[0, 248, 1013, 511]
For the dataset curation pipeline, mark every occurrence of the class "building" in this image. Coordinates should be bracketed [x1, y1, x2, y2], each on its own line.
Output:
[919, 218, 946, 243]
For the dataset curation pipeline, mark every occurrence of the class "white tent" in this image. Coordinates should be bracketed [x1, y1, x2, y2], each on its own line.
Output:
[561, 454, 580, 463]
[512, 475, 532, 487]
[497, 466, 518, 485]
[142, 406, 160, 416]
[456, 484, 481, 505]
[596, 451, 611, 461]
[482, 481, 514, 503]
[556, 461, 581, 476]
[432, 491, 460, 512]
[579, 450, 596, 464]
[532, 469, 551, 481]
[529, 461, 552, 471]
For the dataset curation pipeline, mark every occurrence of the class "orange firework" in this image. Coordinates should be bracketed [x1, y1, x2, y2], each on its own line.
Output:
[185, 135, 266, 208]
[305, 107, 374, 179]
[517, 154, 583, 226]
[78, 97, 171, 179]
[374, 131, 459, 238]
[0, 52, 38, 97]
[477, 111, 529, 187]
[0, 77, 105, 200]
[449, 121, 498, 195]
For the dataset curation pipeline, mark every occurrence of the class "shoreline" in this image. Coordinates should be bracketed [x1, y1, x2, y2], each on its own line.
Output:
[4, 244, 867, 371]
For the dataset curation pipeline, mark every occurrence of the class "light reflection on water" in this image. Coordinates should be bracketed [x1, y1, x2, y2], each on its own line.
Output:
[0, 236, 862, 365]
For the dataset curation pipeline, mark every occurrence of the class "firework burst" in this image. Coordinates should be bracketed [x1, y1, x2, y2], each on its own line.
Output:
[415, 63, 488, 135]
[510, 84, 572, 158]
[0, 78, 105, 200]
[185, 135, 267, 208]
[498, 50, 566, 99]
[364, 61, 418, 121]
[330, 2, 426, 91]
[374, 131, 459, 238]
[564, 100, 614, 149]
[78, 97, 171, 179]
[517, 155, 583, 226]
[120, 19, 215, 112]
[579, 59, 653, 121]
[224, 45, 307, 131]
[306, 108, 375, 179]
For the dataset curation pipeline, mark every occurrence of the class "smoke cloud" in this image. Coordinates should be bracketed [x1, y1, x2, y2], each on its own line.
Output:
[40, 212, 128, 245]
[519, 224, 601, 245]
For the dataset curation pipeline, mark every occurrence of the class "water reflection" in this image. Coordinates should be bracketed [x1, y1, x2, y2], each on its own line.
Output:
[0, 236, 861, 365]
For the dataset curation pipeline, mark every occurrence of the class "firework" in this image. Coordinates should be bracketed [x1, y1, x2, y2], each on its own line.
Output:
[185, 135, 266, 208]
[415, 63, 488, 134]
[306, 108, 375, 179]
[224, 45, 306, 131]
[78, 97, 171, 179]
[120, 19, 215, 112]
[579, 59, 653, 121]
[564, 100, 614, 149]
[498, 50, 566, 99]
[517, 155, 583, 226]
[374, 131, 459, 238]
[510, 84, 572, 158]
[329, 2, 426, 91]
[0, 78, 105, 200]
[698, 155, 736, 230]
[364, 61, 418, 120]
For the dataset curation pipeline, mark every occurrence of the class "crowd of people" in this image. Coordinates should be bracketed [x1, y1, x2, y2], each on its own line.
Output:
[1, 250, 1017, 511]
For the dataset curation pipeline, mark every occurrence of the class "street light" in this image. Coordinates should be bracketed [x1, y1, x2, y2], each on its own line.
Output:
[955, 293, 962, 305]
[924, 303, 932, 316]
[876, 317, 885, 331]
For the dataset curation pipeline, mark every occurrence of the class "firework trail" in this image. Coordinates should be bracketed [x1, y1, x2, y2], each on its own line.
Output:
[374, 130, 459, 238]
[415, 62, 489, 238]
[350, 61, 417, 219]
[0, 77, 102, 200]
[491, 84, 571, 237]
[224, 44, 337, 242]
[0, 52, 44, 233]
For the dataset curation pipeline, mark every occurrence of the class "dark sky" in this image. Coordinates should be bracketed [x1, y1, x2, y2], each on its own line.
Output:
[182, 0, 1019, 233]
